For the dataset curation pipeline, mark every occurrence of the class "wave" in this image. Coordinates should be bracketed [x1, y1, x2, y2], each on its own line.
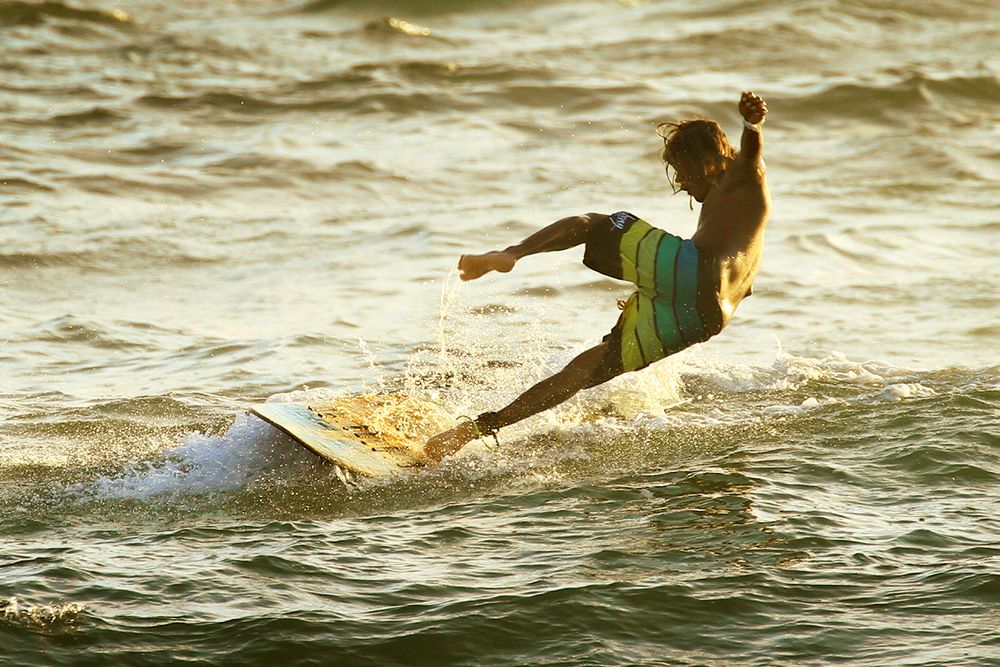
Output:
[2, 347, 995, 511]
[12, 314, 163, 351]
[781, 230, 893, 267]
[197, 155, 403, 187]
[57, 170, 225, 198]
[44, 106, 127, 128]
[296, 0, 528, 15]
[574, 23, 842, 69]
[136, 87, 465, 117]
[0, 596, 85, 634]
[84, 412, 314, 500]
[128, 64, 997, 128]
[831, 0, 998, 23]
[0, 235, 223, 271]
[0, 177, 54, 194]
[294, 60, 555, 92]
[777, 71, 1000, 124]
[362, 16, 440, 39]
[0, 0, 133, 30]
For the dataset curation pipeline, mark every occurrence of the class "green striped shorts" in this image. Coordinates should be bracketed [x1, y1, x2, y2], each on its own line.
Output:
[584, 211, 723, 377]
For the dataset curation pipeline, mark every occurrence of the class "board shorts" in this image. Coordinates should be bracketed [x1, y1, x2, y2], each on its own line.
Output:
[583, 211, 724, 385]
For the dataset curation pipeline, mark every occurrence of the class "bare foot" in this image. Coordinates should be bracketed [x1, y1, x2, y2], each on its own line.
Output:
[423, 421, 478, 463]
[458, 251, 516, 281]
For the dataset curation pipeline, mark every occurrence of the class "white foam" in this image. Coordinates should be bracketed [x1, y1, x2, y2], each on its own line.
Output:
[1, 596, 84, 630]
[762, 396, 823, 416]
[86, 341, 939, 501]
[530, 347, 932, 431]
[267, 386, 346, 405]
[878, 383, 937, 401]
[689, 348, 914, 394]
[87, 412, 319, 500]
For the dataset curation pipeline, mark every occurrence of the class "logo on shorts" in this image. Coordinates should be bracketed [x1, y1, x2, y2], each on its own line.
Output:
[610, 211, 636, 230]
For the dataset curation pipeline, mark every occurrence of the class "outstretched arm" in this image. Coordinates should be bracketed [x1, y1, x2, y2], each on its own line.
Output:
[458, 212, 605, 281]
[736, 91, 767, 173]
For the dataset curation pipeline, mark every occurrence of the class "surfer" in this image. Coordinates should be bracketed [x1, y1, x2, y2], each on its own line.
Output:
[425, 91, 770, 462]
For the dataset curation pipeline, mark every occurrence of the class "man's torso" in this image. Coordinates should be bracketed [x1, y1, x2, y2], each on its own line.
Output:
[691, 164, 771, 325]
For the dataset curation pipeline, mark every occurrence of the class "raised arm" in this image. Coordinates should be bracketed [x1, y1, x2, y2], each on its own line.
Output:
[736, 91, 767, 172]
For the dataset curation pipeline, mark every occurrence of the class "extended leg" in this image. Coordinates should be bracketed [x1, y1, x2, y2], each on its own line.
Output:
[423, 342, 613, 462]
[458, 213, 601, 281]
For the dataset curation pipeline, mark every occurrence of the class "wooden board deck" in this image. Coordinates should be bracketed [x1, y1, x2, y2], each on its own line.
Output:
[250, 393, 455, 477]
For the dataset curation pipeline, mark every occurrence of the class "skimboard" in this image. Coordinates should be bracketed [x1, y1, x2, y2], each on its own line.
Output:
[250, 393, 455, 478]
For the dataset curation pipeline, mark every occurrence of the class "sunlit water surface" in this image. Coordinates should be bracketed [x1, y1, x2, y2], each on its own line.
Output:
[1, 0, 998, 664]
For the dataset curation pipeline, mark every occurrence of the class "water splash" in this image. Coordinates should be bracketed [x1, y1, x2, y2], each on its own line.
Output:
[0, 596, 84, 633]
[87, 412, 320, 500]
[86, 313, 952, 501]
[276, 286, 946, 461]
[879, 383, 937, 401]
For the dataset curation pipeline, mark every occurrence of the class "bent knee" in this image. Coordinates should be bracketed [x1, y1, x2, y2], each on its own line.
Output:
[579, 212, 609, 228]
[574, 212, 610, 244]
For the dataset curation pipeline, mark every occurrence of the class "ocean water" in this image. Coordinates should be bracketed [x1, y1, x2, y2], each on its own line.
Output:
[1, 0, 998, 664]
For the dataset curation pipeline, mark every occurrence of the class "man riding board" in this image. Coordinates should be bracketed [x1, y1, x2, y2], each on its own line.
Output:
[425, 91, 770, 462]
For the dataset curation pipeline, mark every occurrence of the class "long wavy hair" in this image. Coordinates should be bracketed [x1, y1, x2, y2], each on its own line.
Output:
[657, 119, 735, 193]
